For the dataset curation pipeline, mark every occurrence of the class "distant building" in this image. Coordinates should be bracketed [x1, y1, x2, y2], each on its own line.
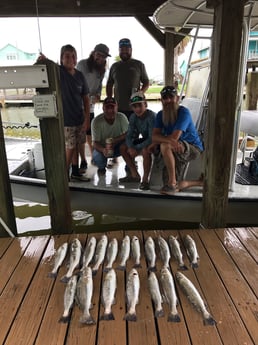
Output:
[0, 43, 37, 66]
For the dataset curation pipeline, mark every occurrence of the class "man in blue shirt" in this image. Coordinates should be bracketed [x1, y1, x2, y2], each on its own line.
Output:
[152, 86, 204, 194]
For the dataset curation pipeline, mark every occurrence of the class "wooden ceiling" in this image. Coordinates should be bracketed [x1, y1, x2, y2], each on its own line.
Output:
[0, 0, 165, 17]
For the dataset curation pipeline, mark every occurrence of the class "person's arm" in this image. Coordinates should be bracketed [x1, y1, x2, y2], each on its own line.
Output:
[82, 94, 91, 131]
[112, 132, 127, 146]
[139, 62, 150, 93]
[106, 67, 114, 98]
[140, 80, 149, 94]
[152, 128, 184, 153]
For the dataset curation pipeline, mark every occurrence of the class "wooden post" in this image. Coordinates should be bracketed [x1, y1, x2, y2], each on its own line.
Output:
[0, 114, 17, 237]
[164, 32, 175, 85]
[201, 0, 245, 228]
[245, 72, 258, 109]
[36, 60, 72, 233]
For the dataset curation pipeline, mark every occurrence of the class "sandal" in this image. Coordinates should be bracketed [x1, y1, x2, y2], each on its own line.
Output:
[139, 181, 150, 190]
[160, 184, 178, 194]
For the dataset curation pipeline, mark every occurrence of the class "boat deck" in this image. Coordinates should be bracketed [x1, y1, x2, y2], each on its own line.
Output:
[0, 228, 257, 345]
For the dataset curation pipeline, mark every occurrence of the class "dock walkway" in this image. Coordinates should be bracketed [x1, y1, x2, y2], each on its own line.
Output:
[0, 228, 257, 345]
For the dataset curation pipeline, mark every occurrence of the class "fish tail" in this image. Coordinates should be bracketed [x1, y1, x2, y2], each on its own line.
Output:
[167, 313, 181, 322]
[155, 309, 165, 318]
[123, 312, 137, 322]
[148, 266, 157, 272]
[58, 315, 71, 323]
[191, 262, 199, 269]
[179, 264, 188, 271]
[60, 275, 70, 283]
[79, 315, 96, 325]
[48, 272, 57, 278]
[203, 315, 216, 326]
[116, 265, 126, 271]
[100, 312, 115, 321]
[92, 269, 98, 276]
[103, 266, 111, 273]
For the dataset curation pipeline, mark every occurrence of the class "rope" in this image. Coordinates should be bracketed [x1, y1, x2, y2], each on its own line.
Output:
[2, 122, 38, 129]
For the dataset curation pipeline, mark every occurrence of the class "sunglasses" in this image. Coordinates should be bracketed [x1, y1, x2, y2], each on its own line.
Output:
[160, 87, 177, 98]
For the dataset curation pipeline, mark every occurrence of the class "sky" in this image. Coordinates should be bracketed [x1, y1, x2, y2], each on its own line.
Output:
[0, 17, 211, 80]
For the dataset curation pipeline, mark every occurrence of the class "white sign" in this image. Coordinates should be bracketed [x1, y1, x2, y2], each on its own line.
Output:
[33, 94, 58, 118]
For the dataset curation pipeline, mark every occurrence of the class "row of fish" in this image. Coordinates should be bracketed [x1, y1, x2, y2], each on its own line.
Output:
[59, 265, 215, 326]
[48, 234, 199, 282]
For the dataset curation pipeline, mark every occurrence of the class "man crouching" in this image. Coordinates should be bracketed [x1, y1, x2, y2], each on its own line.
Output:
[152, 86, 204, 194]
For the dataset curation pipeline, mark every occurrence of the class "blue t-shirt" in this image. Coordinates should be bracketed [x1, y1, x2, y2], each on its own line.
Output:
[155, 105, 203, 151]
[60, 65, 89, 127]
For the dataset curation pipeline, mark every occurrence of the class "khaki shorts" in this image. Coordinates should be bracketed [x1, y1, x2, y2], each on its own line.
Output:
[64, 126, 86, 149]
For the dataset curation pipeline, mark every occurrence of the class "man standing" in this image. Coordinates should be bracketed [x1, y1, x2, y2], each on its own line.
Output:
[91, 97, 129, 175]
[77, 43, 110, 171]
[106, 38, 149, 119]
[152, 86, 204, 194]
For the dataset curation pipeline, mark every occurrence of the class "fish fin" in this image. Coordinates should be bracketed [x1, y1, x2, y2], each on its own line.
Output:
[191, 262, 199, 269]
[79, 315, 96, 325]
[48, 272, 57, 278]
[133, 263, 142, 268]
[58, 315, 71, 323]
[203, 315, 216, 326]
[167, 313, 181, 322]
[123, 312, 137, 322]
[100, 312, 115, 321]
[116, 265, 126, 271]
[155, 309, 165, 318]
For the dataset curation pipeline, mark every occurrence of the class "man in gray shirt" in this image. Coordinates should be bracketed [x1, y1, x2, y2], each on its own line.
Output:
[106, 38, 149, 119]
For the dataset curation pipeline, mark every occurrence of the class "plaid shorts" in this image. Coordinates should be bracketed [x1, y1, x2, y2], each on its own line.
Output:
[64, 126, 86, 149]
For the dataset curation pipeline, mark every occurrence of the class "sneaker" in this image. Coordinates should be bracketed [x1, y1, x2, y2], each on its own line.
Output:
[71, 174, 91, 182]
[139, 181, 150, 190]
[97, 168, 106, 176]
[160, 184, 178, 195]
[79, 160, 88, 174]
[119, 175, 141, 183]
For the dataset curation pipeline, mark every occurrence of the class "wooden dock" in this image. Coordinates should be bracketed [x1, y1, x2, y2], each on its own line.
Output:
[0, 228, 257, 345]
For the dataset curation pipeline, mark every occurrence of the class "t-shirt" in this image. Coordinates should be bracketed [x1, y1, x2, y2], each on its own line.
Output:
[126, 109, 156, 150]
[91, 112, 129, 146]
[155, 105, 204, 151]
[77, 58, 104, 113]
[107, 58, 149, 111]
[60, 65, 89, 127]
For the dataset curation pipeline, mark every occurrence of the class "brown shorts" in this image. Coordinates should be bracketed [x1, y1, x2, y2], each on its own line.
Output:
[64, 126, 86, 149]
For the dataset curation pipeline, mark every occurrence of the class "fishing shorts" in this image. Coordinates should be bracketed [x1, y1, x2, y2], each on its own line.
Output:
[64, 125, 86, 149]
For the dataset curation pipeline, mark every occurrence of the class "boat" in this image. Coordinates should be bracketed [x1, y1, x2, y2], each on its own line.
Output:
[3, 0, 258, 228]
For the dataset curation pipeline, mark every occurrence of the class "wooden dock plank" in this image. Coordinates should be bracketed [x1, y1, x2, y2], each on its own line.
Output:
[0, 228, 256, 345]
[126, 230, 158, 345]
[215, 228, 258, 297]
[198, 229, 257, 345]
[0, 237, 13, 258]
[0, 236, 50, 345]
[34, 234, 71, 345]
[0, 236, 31, 293]
[144, 230, 192, 345]
[97, 231, 127, 345]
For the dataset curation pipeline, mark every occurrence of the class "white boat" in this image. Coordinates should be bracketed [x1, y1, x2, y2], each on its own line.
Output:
[4, 0, 258, 227]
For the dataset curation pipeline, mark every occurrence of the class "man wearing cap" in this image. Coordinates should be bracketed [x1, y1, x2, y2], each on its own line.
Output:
[106, 38, 149, 119]
[91, 97, 129, 175]
[119, 92, 156, 189]
[152, 85, 204, 194]
[77, 43, 110, 171]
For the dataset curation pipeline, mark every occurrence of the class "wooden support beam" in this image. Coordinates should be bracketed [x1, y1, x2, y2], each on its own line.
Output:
[201, 0, 245, 228]
[135, 15, 165, 48]
[35, 60, 72, 233]
[164, 32, 175, 85]
[0, 114, 17, 237]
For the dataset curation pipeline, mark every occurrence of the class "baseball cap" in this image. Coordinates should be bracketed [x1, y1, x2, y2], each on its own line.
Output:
[160, 86, 177, 98]
[94, 43, 111, 57]
[103, 97, 117, 106]
[130, 92, 146, 105]
[119, 38, 132, 48]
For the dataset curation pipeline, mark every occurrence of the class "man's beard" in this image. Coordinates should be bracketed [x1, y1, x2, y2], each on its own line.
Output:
[162, 103, 179, 126]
